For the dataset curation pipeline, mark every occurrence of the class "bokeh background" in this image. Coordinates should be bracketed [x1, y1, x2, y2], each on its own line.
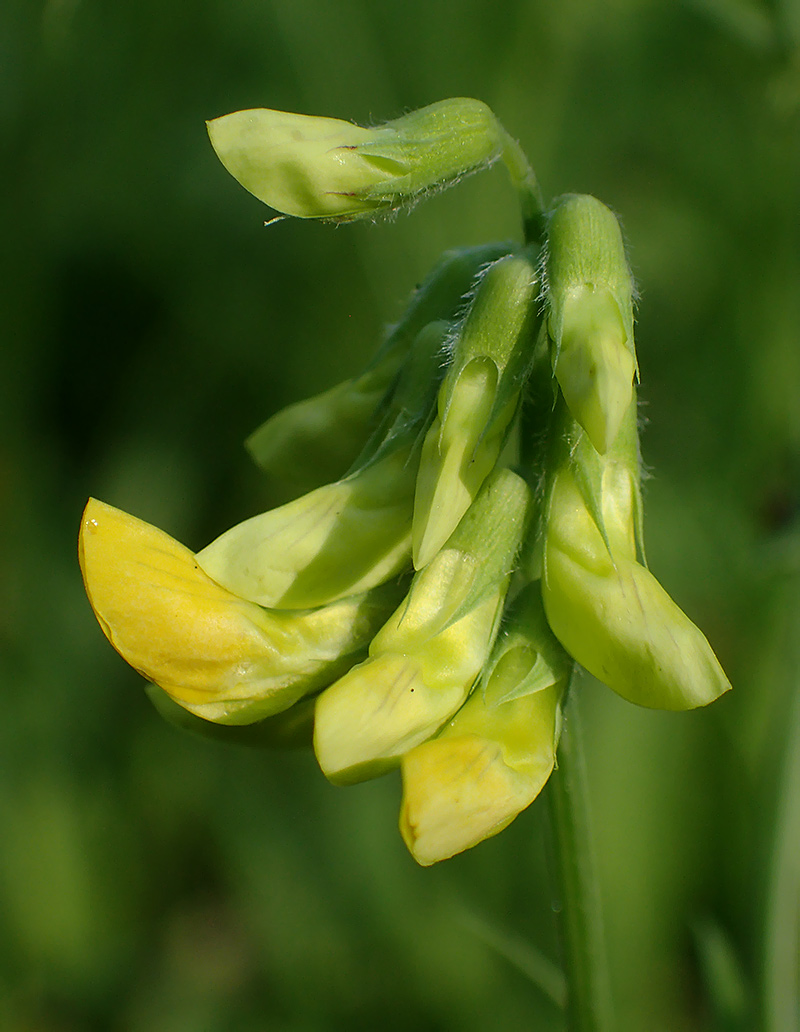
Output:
[2, 0, 799, 1029]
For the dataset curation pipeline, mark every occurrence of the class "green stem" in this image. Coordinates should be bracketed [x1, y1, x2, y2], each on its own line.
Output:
[498, 128, 545, 245]
[760, 583, 800, 1032]
[547, 684, 613, 1032]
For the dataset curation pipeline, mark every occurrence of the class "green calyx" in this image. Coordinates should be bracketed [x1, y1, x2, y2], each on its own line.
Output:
[246, 241, 514, 497]
[412, 251, 539, 567]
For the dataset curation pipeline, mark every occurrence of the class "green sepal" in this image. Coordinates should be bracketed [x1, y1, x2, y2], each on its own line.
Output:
[339, 99, 505, 209]
[412, 252, 539, 566]
[548, 392, 643, 564]
[482, 581, 572, 706]
[545, 194, 635, 365]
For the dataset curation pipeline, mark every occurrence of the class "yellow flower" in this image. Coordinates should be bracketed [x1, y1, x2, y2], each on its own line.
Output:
[400, 583, 568, 865]
[541, 406, 731, 710]
[79, 498, 399, 724]
[313, 469, 531, 784]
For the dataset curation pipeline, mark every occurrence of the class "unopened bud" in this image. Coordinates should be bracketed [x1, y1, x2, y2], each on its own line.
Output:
[545, 194, 636, 454]
[412, 252, 538, 567]
[207, 99, 504, 221]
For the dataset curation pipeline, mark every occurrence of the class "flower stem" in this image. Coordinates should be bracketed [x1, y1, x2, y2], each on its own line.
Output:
[759, 588, 800, 1032]
[498, 128, 545, 245]
[547, 682, 613, 1032]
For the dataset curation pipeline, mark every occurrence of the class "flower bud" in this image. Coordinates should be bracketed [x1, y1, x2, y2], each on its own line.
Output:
[545, 194, 636, 454]
[245, 377, 387, 502]
[207, 99, 504, 221]
[412, 252, 538, 568]
[79, 498, 403, 724]
[541, 405, 731, 710]
[400, 583, 569, 865]
[313, 469, 531, 784]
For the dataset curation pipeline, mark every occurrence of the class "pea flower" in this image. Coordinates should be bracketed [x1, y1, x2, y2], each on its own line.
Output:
[400, 582, 570, 866]
[79, 498, 403, 724]
[541, 398, 732, 710]
[79, 97, 732, 869]
[313, 468, 531, 784]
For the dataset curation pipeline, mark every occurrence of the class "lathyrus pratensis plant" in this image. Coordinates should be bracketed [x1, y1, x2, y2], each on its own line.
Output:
[80, 99, 731, 869]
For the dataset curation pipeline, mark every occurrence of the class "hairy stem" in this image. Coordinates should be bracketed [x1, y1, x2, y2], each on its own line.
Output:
[498, 128, 545, 245]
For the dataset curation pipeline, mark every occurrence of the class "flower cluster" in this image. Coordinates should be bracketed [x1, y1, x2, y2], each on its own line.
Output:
[80, 101, 731, 866]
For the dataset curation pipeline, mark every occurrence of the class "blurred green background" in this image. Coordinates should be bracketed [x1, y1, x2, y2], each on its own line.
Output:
[2, 0, 799, 1029]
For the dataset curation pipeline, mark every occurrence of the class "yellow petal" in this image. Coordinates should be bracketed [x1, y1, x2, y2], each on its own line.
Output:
[542, 469, 731, 710]
[80, 498, 272, 699]
[313, 593, 501, 785]
[399, 671, 562, 866]
[400, 735, 540, 866]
